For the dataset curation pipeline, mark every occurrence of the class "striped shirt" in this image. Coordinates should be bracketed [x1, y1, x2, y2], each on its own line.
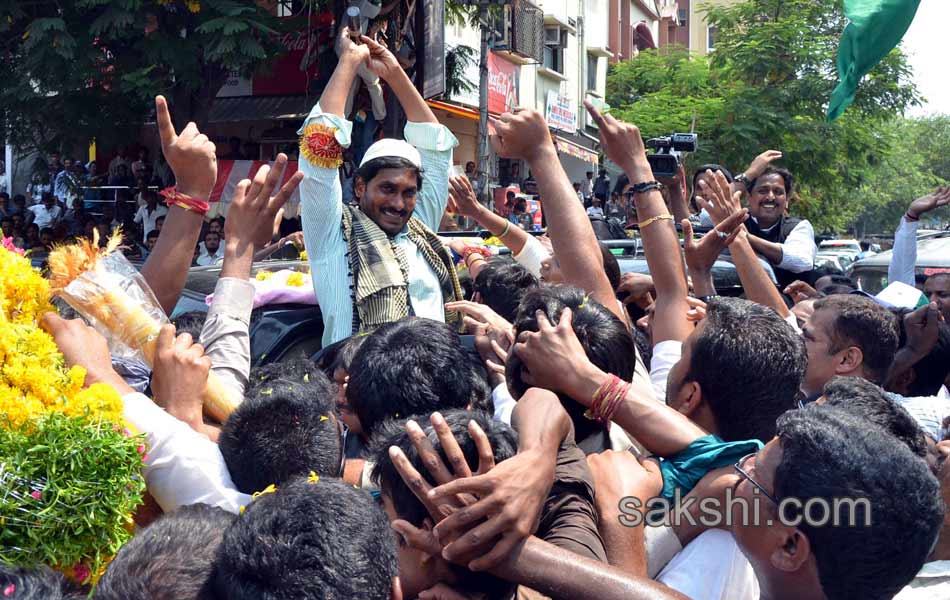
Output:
[297, 104, 458, 347]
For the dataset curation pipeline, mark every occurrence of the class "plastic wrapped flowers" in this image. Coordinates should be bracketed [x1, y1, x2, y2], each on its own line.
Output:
[0, 242, 146, 585]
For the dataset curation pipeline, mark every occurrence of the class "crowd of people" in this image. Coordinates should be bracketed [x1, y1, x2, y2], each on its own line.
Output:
[4, 26, 950, 600]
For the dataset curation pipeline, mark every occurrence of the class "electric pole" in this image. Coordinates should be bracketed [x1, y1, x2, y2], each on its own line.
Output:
[475, 0, 492, 207]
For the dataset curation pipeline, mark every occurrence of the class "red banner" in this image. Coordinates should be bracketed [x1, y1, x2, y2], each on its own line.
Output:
[487, 53, 519, 114]
[252, 12, 333, 96]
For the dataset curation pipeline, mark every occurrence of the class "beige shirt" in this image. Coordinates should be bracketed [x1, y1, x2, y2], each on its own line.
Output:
[199, 277, 255, 407]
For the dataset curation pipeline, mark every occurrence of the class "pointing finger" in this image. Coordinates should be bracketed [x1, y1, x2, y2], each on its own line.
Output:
[155, 96, 177, 149]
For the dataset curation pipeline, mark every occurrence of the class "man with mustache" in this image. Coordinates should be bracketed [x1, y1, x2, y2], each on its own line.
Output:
[298, 28, 463, 346]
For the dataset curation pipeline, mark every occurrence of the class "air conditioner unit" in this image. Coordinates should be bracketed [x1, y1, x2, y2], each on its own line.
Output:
[491, 6, 512, 48]
[512, 0, 544, 62]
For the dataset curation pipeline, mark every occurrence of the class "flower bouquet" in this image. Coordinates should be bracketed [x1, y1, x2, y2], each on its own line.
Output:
[47, 233, 237, 422]
[0, 241, 145, 584]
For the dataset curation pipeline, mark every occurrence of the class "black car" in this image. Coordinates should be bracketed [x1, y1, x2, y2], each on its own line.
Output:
[173, 237, 743, 367]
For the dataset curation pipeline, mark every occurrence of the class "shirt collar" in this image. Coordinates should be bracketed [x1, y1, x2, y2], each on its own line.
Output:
[916, 561, 950, 578]
[750, 215, 780, 232]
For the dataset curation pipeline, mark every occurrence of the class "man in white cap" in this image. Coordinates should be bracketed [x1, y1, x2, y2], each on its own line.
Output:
[298, 27, 462, 347]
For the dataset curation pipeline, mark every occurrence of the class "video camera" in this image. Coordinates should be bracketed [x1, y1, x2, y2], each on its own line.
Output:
[645, 133, 698, 179]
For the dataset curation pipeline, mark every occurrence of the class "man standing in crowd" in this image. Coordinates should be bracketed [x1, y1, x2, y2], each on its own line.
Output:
[27, 193, 63, 230]
[133, 191, 167, 243]
[593, 168, 610, 202]
[298, 28, 462, 347]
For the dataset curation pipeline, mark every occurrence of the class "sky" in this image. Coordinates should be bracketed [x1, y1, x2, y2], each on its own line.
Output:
[901, 0, 949, 116]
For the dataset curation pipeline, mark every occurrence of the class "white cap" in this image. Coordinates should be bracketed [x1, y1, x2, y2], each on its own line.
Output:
[359, 138, 422, 170]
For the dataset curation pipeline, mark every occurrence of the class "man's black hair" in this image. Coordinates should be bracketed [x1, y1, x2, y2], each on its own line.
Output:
[906, 321, 950, 397]
[314, 334, 370, 379]
[146, 230, 160, 241]
[691, 164, 734, 188]
[749, 166, 794, 195]
[822, 284, 858, 296]
[96, 504, 234, 600]
[212, 477, 397, 600]
[813, 294, 899, 385]
[598, 242, 621, 292]
[370, 409, 516, 598]
[346, 317, 490, 436]
[1, 217, 12, 226]
[0, 565, 83, 600]
[473, 257, 539, 321]
[171, 310, 207, 341]
[685, 297, 806, 443]
[508, 284, 635, 443]
[246, 357, 324, 396]
[356, 156, 422, 189]
[807, 264, 845, 284]
[817, 274, 855, 290]
[220, 378, 341, 493]
[774, 405, 943, 600]
[820, 376, 928, 457]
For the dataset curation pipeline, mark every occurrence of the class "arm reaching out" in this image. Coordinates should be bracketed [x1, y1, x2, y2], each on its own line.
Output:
[585, 101, 691, 343]
[489, 108, 620, 320]
[141, 96, 217, 315]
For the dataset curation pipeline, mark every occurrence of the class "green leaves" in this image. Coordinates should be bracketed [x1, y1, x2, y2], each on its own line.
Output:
[605, 0, 933, 233]
[0, 0, 287, 156]
[0, 413, 146, 579]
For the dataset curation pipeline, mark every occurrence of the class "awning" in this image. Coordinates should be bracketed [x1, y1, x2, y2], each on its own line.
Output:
[427, 99, 481, 121]
[555, 135, 599, 165]
[208, 95, 313, 124]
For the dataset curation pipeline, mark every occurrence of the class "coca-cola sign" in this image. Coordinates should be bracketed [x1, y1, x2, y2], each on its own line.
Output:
[488, 52, 518, 114]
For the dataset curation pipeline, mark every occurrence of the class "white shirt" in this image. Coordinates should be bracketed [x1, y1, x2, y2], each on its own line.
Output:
[650, 340, 683, 402]
[587, 206, 605, 218]
[491, 383, 517, 424]
[133, 204, 167, 238]
[888, 215, 919, 287]
[699, 210, 817, 273]
[889, 392, 950, 441]
[753, 217, 817, 273]
[196, 246, 225, 267]
[28, 204, 63, 229]
[657, 530, 759, 600]
[123, 392, 250, 513]
[894, 561, 950, 600]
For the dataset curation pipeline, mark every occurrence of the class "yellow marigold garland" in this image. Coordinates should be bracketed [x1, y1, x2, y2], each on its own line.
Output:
[0, 245, 143, 584]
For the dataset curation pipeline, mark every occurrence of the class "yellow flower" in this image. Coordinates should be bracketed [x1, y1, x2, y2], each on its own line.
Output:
[298, 250, 308, 261]
[185, 0, 201, 13]
[307, 471, 320, 484]
[285, 271, 305, 287]
[319, 415, 329, 422]
[256, 271, 275, 281]
[252, 484, 277, 500]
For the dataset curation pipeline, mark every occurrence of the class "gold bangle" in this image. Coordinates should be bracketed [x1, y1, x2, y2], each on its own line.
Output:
[638, 214, 674, 229]
[499, 220, 511, 238]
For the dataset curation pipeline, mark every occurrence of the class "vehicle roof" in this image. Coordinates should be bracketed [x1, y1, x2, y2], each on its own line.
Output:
[851, 232, 950, 269]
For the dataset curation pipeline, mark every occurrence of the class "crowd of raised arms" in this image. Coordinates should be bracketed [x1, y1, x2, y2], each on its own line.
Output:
[7, 27, 950, 600]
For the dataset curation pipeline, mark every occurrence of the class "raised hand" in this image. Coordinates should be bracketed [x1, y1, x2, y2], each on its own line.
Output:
[155, 95, 217, 201]
[783, 280, 819, 304]
[447, 176, 482, 219]
[512, 308, 600, 400]
[695, 169, 743, 226]
[583, 100, 650, 179]
[150, 324, 211, 432]
[360, 34, 402, 81]
[224, 154, 304, 250]
[908, 187, 950, 219]
[489, 108, 555, 164]
[745, 150, 783, 179]
[903, 302, 943, 358]
[682, 208, 748, 275]
[617, 272, 656, 310]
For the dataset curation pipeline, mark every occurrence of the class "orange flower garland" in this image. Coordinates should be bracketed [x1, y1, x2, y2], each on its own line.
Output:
[299, 123, 344, 169]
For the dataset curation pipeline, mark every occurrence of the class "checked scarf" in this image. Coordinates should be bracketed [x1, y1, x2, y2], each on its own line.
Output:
[342, 205, 463, 335]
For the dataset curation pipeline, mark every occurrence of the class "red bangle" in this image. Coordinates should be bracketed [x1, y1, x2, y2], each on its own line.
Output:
[461, 246, 492, 261]
[904, 211, 919, 222]
[159, 187, 210, 216]
[586, 375, 621, 423]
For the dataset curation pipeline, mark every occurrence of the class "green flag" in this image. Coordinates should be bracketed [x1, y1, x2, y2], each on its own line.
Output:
[827, 0, 921, 121]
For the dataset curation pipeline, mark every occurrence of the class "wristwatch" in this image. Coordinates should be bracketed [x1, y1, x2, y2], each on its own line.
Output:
[734, 174, 752, 191]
